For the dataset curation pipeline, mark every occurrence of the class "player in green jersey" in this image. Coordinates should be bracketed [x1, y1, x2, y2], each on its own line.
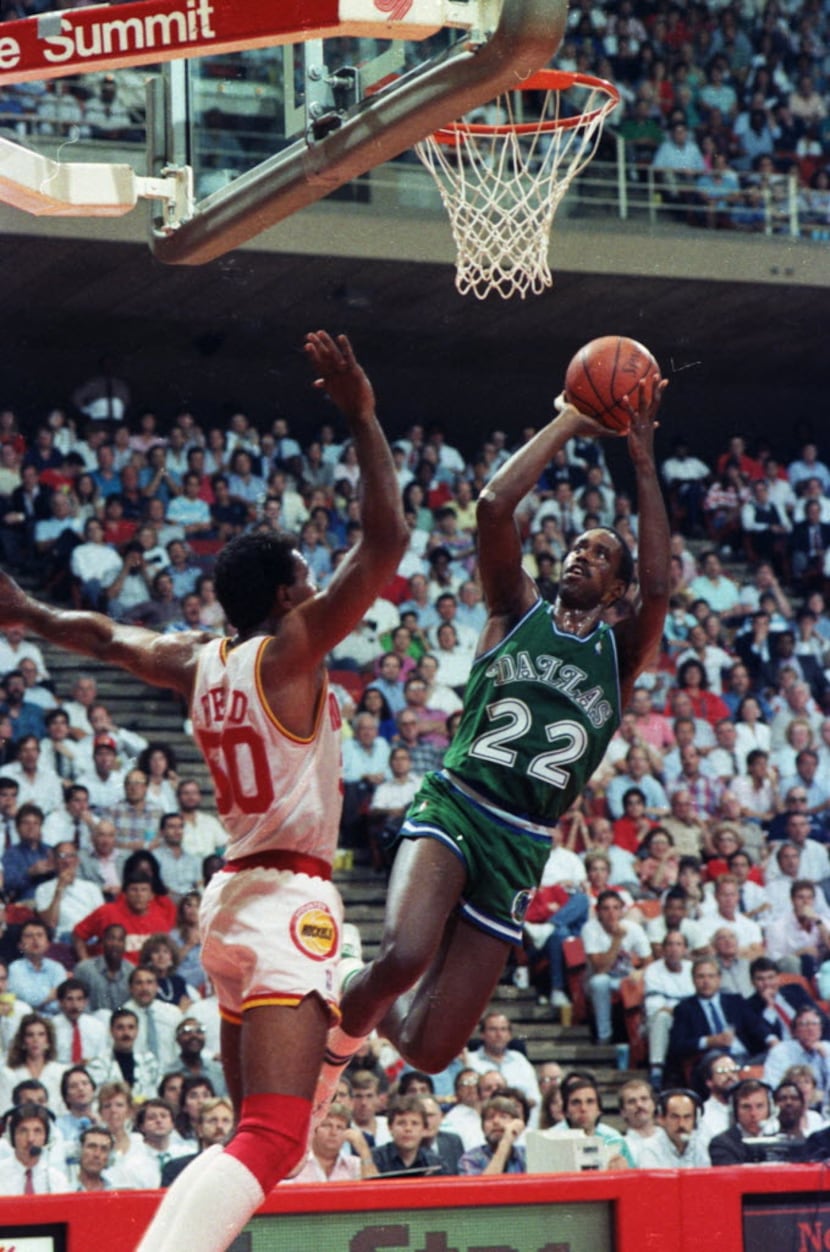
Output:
[320, 370, 670, 1087]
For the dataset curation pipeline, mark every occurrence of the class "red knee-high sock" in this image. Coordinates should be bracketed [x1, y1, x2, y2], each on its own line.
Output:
[224, 1093, 310, 1193]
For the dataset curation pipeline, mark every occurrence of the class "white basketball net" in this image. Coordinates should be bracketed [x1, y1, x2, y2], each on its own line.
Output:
[415, 78, 618, 300]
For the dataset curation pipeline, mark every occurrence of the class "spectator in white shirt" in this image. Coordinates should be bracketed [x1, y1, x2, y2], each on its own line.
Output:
[464, 1010, 542, 1126]
[643, 929, 696, 1084]
[72, 704, 147, 777]
[618, 1078, 659, 1166]
[96, 1080, 159, 1190]
[75, 734, 126, 813]
[0, 627, 48, 683]
[765, 879, 830, 982]
[51, 977, 107, 1066]
[60, 674, 98, 740]
[766, 813, 829, 884]
[696, 875, 765, 959]
[43, 785, 98, 854]
[639, 1090, 710, 1169]
[582, 890, 651, 1044]
[675, 624, 734, 695]
[35, 842, 104, 942]
[39, 708, 84, 785]
[124, 966, 182, 1072]
[696, 1051, 741, 1151]
[135, 1097, 192, 1184]
[176, 778, 226, 860]
[0, 1102, 69, 1195]
[5, 734, 63, 816]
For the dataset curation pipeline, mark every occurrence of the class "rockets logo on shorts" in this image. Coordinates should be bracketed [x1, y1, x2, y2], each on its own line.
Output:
[290, 901, 339, 962]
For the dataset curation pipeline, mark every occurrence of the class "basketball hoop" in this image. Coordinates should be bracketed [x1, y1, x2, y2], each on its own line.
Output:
[414, 69, 620, 300]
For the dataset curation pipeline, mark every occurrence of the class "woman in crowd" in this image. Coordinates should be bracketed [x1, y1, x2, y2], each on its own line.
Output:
[137, 743, 179, 812]
[140, 933, 192, 1011]
[355, 687, 396, 742]
[734, 694, 772, 766]
[175, 1075, 216, 1143]
[97, 1080, 158, 1188]
[0, 1013, 66, 1113]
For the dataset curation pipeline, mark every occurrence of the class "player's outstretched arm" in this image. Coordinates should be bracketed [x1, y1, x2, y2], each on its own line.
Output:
[476, 402, 613, 620]
[614, 373, 670, 704]
[0, 571, 202, 698]
[295, 331, 408, 659]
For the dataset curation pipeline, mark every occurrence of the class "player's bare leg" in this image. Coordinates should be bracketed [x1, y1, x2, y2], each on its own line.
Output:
[338, 838, 509, 1069]
[378, 909, 509, 1071]
[137, 999, 328, 1252]
[220, 1017, 243, 1118]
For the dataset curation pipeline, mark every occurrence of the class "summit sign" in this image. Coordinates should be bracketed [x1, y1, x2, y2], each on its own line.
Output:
[39, 0, 218, 66]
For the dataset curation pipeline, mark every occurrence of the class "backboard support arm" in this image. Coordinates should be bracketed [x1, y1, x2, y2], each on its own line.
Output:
[0, 0, 568, 265]
[150, 0, 567, 264]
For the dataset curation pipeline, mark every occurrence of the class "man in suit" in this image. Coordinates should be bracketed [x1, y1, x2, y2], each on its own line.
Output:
[745, 956, 830, 1043]
[709, 1079, 774, 1165]
[762, 1005, 830, 1092]
[735, 611, 780, 691]
[667, 956, 769, 1078]
[421, 1095, 464, 1174]
[790, 499, 830, 588]
[0, 464, 52, 571]
[161, 1098, 235, 1187]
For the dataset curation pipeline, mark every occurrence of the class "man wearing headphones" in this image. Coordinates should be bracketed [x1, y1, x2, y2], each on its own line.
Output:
[708, 1079, 774, 1165]
[639, 1089, 709, 1168]
[0, 1101, 69, 1193]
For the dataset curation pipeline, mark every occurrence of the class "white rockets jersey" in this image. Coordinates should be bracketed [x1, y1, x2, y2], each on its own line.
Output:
[191, 635, 343, 863]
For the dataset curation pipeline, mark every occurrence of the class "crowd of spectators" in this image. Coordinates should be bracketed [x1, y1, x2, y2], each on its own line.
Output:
[0, 321, 829, 1191]
[2, 1, 830, 233]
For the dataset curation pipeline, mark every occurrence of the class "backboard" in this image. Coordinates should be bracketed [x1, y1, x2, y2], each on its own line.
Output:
[0, 0, 567, 265]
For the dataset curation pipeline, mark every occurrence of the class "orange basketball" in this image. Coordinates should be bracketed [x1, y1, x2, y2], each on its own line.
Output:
[564, 336, 660, 434]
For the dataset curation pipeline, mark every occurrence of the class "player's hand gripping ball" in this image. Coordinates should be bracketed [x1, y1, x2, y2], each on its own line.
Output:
[564, 336, 661, 435]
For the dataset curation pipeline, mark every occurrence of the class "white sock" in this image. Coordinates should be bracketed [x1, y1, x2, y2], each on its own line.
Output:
[135, 1148, 264, 1252]
[326, 1023, 365, 1066]
[309, 1024, 366, 1136]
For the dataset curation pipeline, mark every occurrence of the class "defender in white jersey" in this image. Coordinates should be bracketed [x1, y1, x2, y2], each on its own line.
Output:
[0, 331, 407, 1252]
[194, 633, 345, 1023]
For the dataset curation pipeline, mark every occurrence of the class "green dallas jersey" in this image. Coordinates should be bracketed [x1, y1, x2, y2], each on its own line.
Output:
[442, 597, 622, 825]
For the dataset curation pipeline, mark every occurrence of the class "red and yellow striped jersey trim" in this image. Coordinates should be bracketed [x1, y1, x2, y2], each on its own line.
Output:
[254, 637, 329, 744]
[219, 994, 342, 1027]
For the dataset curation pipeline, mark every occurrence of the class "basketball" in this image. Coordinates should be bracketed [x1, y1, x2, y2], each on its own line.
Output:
[564, 336, 660, 434]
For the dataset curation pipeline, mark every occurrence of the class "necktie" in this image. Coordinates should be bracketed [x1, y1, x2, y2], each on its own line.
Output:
[71, 1021, 83, 1064]
[73, 820, 82, 849]
[772, 1001, 793, 1035]
[707, 998, 726, 1033]
[24, 1167, 34, 1195]
[145, 1008, 159, 1058]
[3, 819, 11, 850]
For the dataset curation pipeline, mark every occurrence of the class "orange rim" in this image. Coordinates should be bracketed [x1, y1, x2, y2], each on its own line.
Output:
[429, 70, 620, 144]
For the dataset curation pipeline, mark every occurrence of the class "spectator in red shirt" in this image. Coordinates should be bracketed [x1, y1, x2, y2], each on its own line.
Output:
[665, 658, 731, 726]
[72, 868, 176, 965]
[613, 788, 658, 854]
